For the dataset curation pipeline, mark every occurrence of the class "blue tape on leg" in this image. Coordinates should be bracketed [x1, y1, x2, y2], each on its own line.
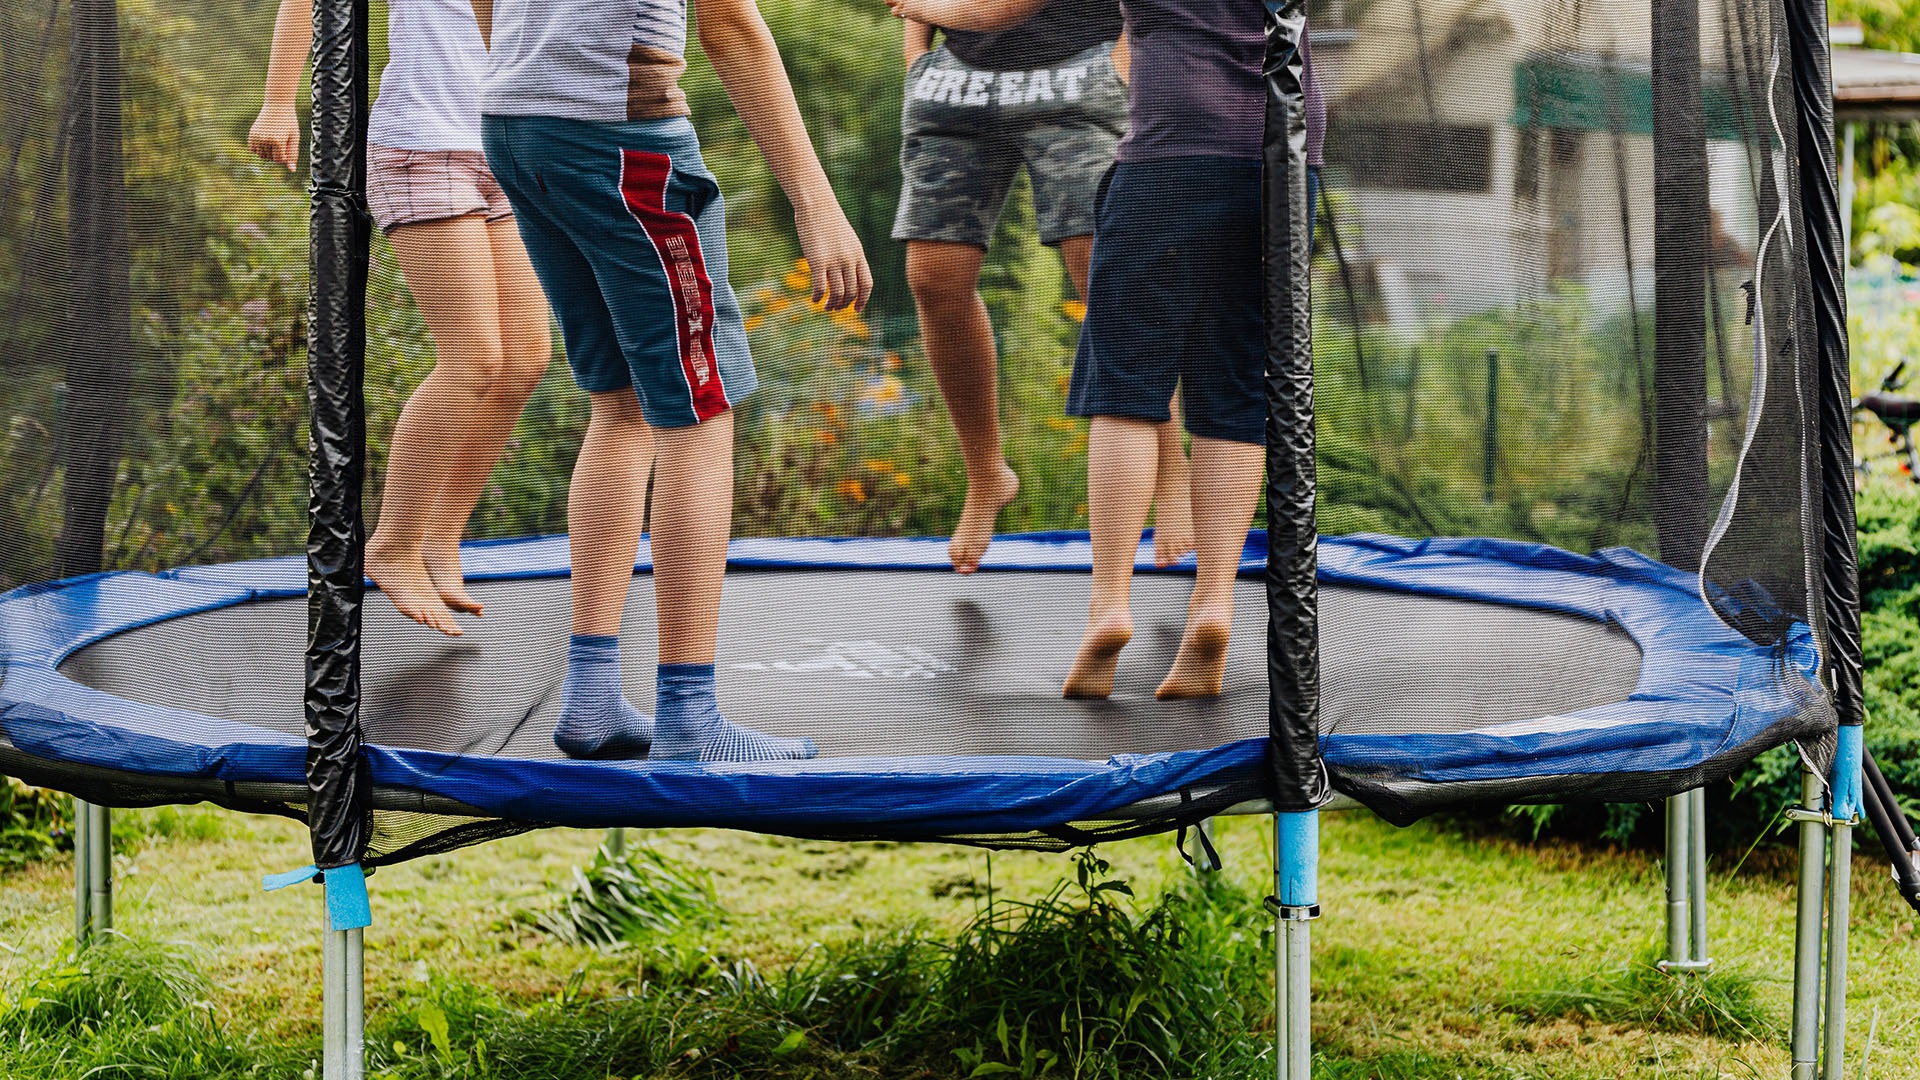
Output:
[262, 864, 319, 892]
[322, 865, 372, 931]
[1277, 810, 1320, 907]
[1830, 725, 1864, 822]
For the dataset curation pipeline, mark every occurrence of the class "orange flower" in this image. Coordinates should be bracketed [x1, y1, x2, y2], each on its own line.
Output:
[837, 477, 867, 503]
[818, 429, 838, 447]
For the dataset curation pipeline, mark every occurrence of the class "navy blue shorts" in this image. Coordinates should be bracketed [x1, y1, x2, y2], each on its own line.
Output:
[482, 115, 756, 428]
[1066, 156, 1264, 446]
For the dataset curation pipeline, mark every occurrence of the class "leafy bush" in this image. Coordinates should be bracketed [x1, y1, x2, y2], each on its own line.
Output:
[0, 780, 71, 870]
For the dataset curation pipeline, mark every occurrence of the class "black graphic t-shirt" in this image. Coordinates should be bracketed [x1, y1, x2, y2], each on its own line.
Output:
[941, 0, 1124, 71]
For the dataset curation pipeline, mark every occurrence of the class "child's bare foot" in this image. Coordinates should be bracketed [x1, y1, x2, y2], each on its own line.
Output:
[950, 464, 1020, 574]
[1155, 609, 1232, 699]
[1064, 610, 1133, 699]
[366, 535, 462, 636]
[423, 543, 483, 616]
[1152, 498, 1195, 568]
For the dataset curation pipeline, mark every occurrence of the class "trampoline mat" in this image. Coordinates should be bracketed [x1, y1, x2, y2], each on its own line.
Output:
[57, 569, 1645, 763]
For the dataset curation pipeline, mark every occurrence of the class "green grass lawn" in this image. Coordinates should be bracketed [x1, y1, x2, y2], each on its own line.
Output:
[1, 807, 1916, 1078]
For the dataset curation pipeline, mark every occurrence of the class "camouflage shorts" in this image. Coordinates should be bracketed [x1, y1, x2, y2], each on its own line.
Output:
[892, 41, 1127, 249]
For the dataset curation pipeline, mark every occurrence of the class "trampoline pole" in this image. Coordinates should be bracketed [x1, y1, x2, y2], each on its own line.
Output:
[87, 802, 112, 939]
[73, 797, 91, 946]
[1687, 786, 1710, 969]
[1273, 810, 1318, 1080]
[346, 927, 367, 1080]
[1789, 770, 1827, 1080]
[1663, 793, 1689, 967]
[322, 923, 346, 1080]
[1821, 820, 1852, 1080]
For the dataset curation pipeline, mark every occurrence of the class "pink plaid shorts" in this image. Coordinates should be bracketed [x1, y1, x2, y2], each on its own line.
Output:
[366, 146, 514, 233]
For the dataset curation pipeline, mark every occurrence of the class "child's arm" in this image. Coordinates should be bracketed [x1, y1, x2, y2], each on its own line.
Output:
[885, 0, 1049, 33]
[695, 0, 872, 312]
[903, 18, 935, 68]
[471, 0, 492, 48]
[248, 0, 315, 171]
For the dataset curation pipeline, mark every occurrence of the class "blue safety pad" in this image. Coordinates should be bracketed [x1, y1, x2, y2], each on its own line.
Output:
[0, 532, 1828, 834]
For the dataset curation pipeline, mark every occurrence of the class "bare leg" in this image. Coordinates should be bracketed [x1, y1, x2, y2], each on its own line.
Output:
[1064, 416, 1158, 699]
[1151, 405, 1194, 567]
[1156, 435, 1263, 700]
[1060, 234, 1192, 569]
[645, 410, 813, 761]
[419, 219, 553, 615]
[907, 240, 1020, 574]
[649, 410, 733, 665]
[369, 215, 509, 636]
[569, 391, 655, 638]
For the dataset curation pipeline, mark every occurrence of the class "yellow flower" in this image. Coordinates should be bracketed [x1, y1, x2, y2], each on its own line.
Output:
[743, 315, 764, 334]
[837, 477, 867, 503]
[766, 295, 792, 315]
[1061, 300, 1087, 322]
[863, 458, 895, 472]
[893, 472, 912, 488]
[785, 259, 812, 292]
[1047, 417, 1077, 431]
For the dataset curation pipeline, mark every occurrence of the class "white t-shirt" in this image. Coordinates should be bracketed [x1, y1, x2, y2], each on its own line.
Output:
[367, 0, 491, 152]
[482, 0, 691, 122]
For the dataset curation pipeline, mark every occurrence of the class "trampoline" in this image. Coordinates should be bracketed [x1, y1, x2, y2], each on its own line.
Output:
[0, 0, 1881, 1076]
[0, 531, 1831, 846]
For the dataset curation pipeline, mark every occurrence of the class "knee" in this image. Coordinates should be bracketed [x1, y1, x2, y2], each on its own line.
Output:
[501, 326, 552, 397]
[905, 253, 981, 315]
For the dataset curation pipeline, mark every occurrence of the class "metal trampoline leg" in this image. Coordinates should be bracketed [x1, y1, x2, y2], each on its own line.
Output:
[1687, 786, 1710, 969]
[322, 924, 366, 1080]
[1662, 788, 1713, 974]
[1273, 811, 1319, 1080]
[1790, 771, 1827, 1080]
[1822, 821, 1852, 1080]
[87, 802, 112, 940]
[73, 798, 91, 946]
[1664, 792, 1690, 967]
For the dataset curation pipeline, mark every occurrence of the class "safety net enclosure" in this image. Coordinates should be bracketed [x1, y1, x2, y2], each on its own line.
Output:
[0, 0, 1852, 861]
[0, 0, 1873, 1073]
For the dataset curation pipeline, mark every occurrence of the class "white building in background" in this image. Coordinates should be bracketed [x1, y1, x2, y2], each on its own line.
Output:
[1311, 0, 1766, 330]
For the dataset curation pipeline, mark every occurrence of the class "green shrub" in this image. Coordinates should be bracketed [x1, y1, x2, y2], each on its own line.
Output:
[0, 780, 71, 871]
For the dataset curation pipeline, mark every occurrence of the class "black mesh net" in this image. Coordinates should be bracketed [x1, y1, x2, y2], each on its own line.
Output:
[0, 0, 1839, 865]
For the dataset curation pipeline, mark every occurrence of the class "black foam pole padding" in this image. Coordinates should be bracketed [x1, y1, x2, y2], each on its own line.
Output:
[1785, 0, 1863, 728]
[306, 0, 373, 871]
[1650, 0, 1710, 573]
[1263, 0, 1329, 812]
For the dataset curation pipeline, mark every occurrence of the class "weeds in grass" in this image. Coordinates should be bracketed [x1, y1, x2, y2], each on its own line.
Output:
[530, 841, 724, 949]
[0, 935, 294, 1079]
[1504, 944, 1779, 1041]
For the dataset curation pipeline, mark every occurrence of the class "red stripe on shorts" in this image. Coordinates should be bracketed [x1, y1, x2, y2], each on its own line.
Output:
[618, 150, 729, 423]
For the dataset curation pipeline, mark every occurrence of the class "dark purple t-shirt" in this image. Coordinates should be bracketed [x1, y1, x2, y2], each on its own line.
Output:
[1116, 0, 1266, 162]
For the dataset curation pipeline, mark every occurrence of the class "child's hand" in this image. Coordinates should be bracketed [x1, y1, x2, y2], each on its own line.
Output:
[795, 202, 873, 313]
[248, 109, 300, 171]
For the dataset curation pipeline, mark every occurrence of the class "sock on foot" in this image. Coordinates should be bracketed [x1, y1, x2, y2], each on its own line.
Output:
[649, 662, 817, 763]
[554, 635, 654, 759]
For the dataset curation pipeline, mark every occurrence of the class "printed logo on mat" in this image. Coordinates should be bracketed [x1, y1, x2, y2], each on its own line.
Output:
[733, 640, 954, 680]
